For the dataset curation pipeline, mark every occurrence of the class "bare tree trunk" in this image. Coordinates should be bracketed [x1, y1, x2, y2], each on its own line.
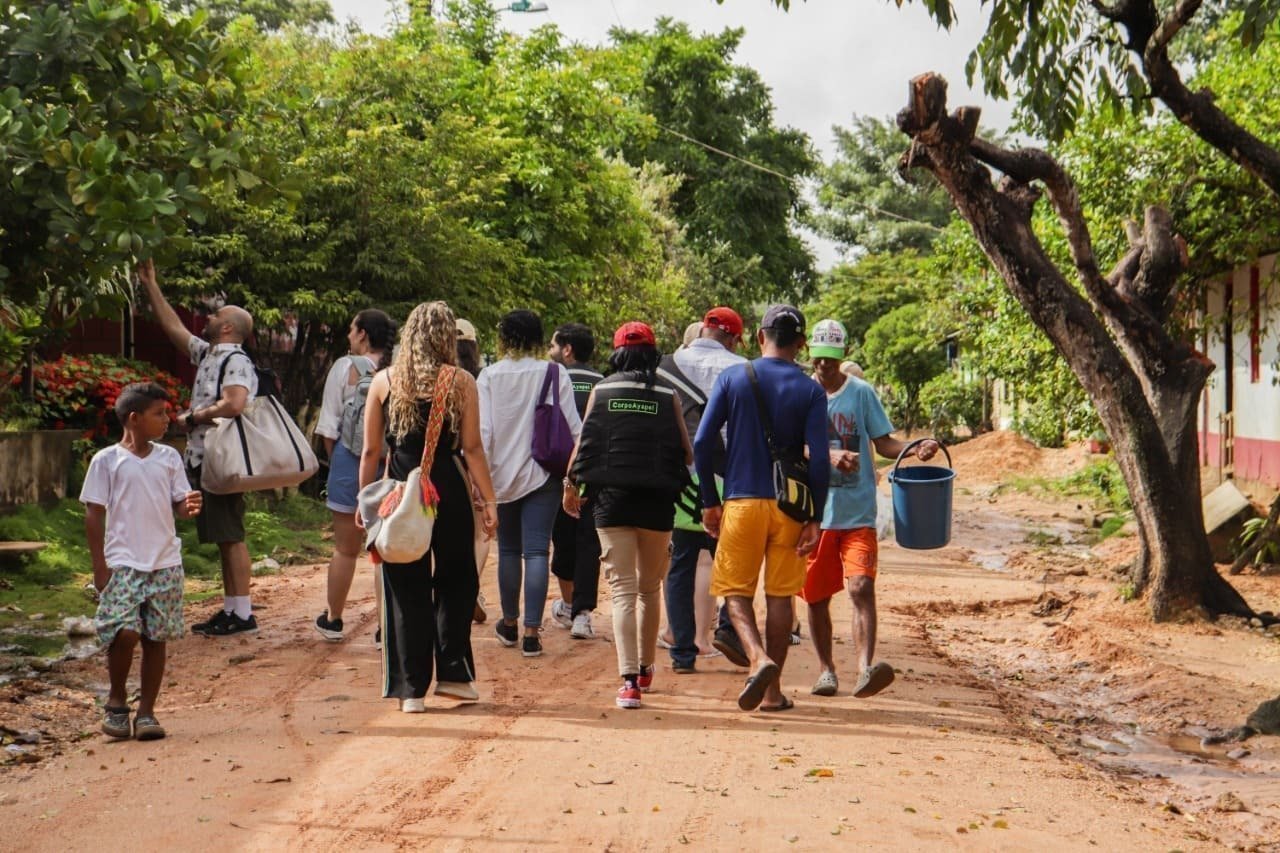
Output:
[896, 72, 1258, 621]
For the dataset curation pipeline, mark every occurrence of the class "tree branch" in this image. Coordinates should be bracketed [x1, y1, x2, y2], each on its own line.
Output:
[1123, 206, 1182, 321]
[1101, 0, 1280, 196]
[1150, 0, 1204, 54]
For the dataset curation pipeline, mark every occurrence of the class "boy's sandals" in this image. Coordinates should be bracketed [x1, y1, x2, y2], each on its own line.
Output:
[759, 695, 795, 712]
[853, 661, 896, 698]
[811, 670, 839, 697]
[102, 706, 131, 739]
[133, 714, 166, 741]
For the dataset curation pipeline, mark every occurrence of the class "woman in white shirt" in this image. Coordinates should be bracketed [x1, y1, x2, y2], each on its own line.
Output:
[477, 310, 582, 657]
[313, 309, 396, 642]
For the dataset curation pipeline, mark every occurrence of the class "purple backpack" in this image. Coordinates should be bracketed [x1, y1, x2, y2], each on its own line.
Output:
[532, 362, 574, 478]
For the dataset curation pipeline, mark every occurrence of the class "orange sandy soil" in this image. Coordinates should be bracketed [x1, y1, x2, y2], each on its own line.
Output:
[2, 432, 1278, 851]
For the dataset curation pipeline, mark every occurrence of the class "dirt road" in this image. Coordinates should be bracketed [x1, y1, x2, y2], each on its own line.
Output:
[3, 447, 1279, 850]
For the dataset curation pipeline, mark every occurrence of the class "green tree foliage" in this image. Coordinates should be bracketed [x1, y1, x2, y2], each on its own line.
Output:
[861, 302, 947, 433]
[803, 250, 932, 353]
[161, 5, 693, 411]
[163, 0, 334, 32]
[1057, 17, 1280, 283]
[919, 370, 985, 443]
[812, 115, 952, 256]
[0, 0, 251, 369]
[610, 20, 817, 307]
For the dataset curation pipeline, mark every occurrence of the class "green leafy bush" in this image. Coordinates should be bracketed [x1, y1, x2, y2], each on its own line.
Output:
[1237, 517, 1280, 567]
[920, 371, 985, 442]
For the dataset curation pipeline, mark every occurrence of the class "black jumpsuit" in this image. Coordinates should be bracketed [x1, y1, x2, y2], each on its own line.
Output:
[380, 399, 479, 699]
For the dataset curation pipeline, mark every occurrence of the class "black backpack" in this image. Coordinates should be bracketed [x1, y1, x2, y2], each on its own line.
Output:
[216, 351, 280, 401]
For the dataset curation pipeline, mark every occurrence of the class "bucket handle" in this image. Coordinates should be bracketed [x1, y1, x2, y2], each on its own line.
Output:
[891, 437, 951, 478]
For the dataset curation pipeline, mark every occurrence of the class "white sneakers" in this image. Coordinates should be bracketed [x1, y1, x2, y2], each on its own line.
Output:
[400, 697, 426, 713]
[550, 598, 573, 629]
[571, 611, 594, 639]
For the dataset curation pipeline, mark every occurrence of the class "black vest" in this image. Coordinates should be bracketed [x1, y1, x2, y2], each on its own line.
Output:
[565, 363, 603, 419]
[572, 372, 687, 492]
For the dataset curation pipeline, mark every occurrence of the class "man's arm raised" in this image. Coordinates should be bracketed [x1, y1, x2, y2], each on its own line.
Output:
[137, 259, 193, 353]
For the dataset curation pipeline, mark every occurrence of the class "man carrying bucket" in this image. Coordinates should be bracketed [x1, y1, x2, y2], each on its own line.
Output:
[802, 319, 938, 699]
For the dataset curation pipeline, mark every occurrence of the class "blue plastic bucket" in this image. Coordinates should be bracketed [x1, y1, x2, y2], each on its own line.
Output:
[887, 439, 955, 550]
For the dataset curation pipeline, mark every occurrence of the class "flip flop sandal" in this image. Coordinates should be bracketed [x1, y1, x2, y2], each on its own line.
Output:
[759, 695, 795, 712]
[853, 661, 896, 698]
[737, 661, 780, 711]
[811, 670, 839, 697]
[101, 706, 131, 739]
[133, 714, 166, 741]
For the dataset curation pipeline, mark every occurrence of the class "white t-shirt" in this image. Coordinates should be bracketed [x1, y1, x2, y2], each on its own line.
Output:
[477, 357, 582, 503]
[79, 443, 190, 572]
[315, 355, 376, 441]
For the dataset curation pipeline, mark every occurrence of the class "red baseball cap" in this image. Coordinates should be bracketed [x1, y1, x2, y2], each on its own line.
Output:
[702, 306, 744, 337]
[613, 321, 656, 348]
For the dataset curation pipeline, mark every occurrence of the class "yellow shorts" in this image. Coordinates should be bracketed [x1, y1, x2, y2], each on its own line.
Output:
[710, 498, 806, 598]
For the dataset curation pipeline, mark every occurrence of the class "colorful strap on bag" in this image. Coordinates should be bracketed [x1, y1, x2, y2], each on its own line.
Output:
[417, 365, 457, 501]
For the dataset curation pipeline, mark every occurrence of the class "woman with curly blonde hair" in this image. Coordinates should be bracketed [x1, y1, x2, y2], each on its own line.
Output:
[360, 302, 498, 712]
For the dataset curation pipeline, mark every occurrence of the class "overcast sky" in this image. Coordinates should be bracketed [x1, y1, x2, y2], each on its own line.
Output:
[327, 0, 1015, 268]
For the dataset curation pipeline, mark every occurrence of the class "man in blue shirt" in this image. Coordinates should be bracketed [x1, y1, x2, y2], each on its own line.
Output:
[802, 319, 938, 700]
[695, 305, 829, 712]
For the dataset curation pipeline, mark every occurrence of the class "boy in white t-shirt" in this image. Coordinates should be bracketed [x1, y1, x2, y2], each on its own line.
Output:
[81, 383, 202, 741]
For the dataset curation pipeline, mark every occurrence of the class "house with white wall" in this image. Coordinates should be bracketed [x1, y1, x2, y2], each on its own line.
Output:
[1199, 253, 1280, 490]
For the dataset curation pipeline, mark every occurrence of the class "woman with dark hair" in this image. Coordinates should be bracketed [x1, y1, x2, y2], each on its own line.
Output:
[478, 310, 582, 657]
[360, 302, 498, 711]
[563, 322, 692, 709]
[314, 309, 397, 642]
[456, 319, 482, 378]
[456, 317, 488, 623]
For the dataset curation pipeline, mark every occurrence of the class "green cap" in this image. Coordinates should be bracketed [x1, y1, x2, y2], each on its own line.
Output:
[808, 318, 847, 360]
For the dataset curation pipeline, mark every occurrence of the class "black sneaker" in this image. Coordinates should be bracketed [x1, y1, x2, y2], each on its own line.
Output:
[521, 635, 542, 657]
[202, 612, 258, 637]
[314, 611, 343, 642]
[712, 628, 750, 668]
[191, 609, 231, 636]
[495, 620, 518, 647]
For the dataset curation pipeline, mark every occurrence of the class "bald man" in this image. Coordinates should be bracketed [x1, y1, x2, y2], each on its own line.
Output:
[138, 260, 260, 637]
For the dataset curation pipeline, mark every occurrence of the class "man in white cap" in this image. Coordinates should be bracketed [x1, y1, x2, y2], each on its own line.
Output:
[802, 318, 938, 699]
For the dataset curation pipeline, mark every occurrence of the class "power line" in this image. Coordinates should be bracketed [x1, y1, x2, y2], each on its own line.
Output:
[654, 123, 945, 233]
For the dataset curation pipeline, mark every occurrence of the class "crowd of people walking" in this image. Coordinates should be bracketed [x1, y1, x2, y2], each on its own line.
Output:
[81, 263, 939, 739]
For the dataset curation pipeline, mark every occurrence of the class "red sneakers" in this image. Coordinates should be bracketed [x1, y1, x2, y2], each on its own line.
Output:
[636, 665, 654, 693]
[616, 683, 642, 709]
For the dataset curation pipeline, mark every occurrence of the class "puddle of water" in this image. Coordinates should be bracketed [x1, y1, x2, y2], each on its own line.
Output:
[971, 553, 1009, 572]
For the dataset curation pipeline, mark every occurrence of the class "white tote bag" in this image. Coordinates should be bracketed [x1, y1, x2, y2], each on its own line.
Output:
[357, 366, 456, 564]
[200, 393, 320, 495]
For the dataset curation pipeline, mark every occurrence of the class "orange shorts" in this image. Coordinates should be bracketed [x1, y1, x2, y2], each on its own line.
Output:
[800, 527, 877, 604]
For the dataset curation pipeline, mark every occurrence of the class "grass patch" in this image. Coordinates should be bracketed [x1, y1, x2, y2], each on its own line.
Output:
[1, 493, 330, 652]
[1024, 529, 1064, 547]
[1098, 516, 1127, 540]
[1007, 460, 1131, 515]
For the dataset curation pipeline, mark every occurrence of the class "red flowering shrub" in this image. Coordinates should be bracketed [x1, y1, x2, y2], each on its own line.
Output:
[7, 354, 190, 439]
